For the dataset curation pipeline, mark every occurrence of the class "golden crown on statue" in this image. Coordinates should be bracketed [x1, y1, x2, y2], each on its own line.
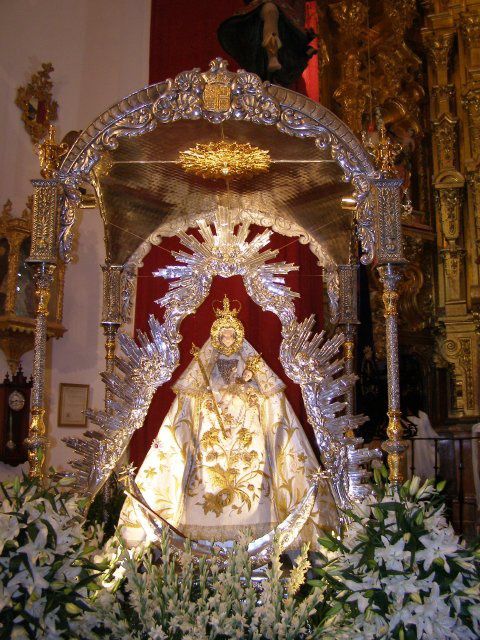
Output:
[213, 295, 242, 318]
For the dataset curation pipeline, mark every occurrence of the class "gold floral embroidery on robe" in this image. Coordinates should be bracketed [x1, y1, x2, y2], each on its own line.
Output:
[189, 393, 270, 518]
[119, 338, 338, 546]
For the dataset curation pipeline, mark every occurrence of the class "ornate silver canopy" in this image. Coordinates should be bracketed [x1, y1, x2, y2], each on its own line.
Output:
[59, 58, 376, 269]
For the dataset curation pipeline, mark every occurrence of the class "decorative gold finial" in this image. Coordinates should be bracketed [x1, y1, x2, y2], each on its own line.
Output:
[15, 62, 58, 144]
[362, 115, 402, 178]
[1, 199, 13, 221]
[22, 195, 34, 221]
[36, 125, 68, 179]
[178, 140, 271, 181]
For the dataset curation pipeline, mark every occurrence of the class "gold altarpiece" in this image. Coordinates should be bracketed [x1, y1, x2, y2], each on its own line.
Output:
[422, 1, 480, 425]
[317, 0, 480, 432]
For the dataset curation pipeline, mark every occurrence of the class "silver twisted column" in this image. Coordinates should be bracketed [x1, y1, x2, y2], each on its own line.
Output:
[337, 264, 359, 419]
[100, 264, 123, 412]
[99, 265, 123, 507]
[25, 126, 67, 479]
[377, 264, 404, 484]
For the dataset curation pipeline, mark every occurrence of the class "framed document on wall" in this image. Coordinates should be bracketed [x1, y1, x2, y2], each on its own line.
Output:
[58, 383, 89, 427]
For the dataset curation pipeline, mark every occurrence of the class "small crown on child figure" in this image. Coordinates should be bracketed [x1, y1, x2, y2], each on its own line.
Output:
[213, 295, 241, 318]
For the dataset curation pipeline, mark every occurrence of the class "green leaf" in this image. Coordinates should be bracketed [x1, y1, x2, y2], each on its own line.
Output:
[309, 580, 325, 588]
[372, 506, 384, 521]
[324, 601, 343, 618]
[317, 535, 339, 551]
[373, 501, 402, 513]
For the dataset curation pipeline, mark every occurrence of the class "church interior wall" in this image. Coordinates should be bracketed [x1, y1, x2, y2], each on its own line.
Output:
[0, 0, 151, 473]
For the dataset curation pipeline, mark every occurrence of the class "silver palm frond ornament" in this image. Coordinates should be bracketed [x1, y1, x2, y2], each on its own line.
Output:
[64, 206, 379, 555]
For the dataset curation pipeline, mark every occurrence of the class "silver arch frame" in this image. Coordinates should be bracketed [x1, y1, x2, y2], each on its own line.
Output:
[26, 59, 406, 536]
[59, 60, 383, 502]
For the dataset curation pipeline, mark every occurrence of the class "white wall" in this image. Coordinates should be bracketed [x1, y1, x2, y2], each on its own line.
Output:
[0, 0, 151, 472]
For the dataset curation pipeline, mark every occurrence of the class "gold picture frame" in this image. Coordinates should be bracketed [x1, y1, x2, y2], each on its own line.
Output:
[58, 383, 89, 427]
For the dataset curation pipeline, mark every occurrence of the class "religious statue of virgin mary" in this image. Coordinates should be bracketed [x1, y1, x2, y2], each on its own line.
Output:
[120, 296, 337, 547]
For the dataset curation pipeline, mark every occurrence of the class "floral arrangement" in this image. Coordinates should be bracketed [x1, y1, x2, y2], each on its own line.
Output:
[79, 531, 324, 640]
[1, 470, 480, 639]
[0, 474, 99, 640]
[311, 467, 480, 640]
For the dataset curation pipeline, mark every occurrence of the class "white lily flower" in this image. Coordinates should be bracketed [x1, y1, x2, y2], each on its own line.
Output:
[374, 535, 408, 571]
[417, 529, 459, 571]
[409, 476, 421, 496]
[0, 513, 20, 552]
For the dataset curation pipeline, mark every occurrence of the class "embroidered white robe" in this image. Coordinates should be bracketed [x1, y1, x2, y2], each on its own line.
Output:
[120, 338, 337, 547]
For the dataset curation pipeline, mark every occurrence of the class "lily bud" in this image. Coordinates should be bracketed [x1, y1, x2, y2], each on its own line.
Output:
[415, 510, 424, 525]
[409, 476, 420, 496]
[65, 602, 82, 615]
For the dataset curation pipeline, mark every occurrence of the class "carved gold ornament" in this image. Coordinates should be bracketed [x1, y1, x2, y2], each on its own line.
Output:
[362, 122, 402, 177]
[203, 83, 231, 113]
[382, 290, 399, 317]
[15, 63, 58, 145]
[423, 31, 455, 72]
[37, 125, 68, 179]
[25, 407, 47, 479]
[178, 141, 271, 180]
[343, 340, 355, 360]
[210, 296, 245, 356]
[201, 58, 234, 112]
[384, 409, 405, 484]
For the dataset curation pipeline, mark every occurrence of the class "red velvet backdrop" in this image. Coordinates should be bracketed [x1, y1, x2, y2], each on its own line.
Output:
[130, 1, 323, 466]
[130, 230, 324, 467]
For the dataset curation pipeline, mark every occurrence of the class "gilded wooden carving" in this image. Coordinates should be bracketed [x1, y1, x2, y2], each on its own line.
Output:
[15, 63, 58, 145]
